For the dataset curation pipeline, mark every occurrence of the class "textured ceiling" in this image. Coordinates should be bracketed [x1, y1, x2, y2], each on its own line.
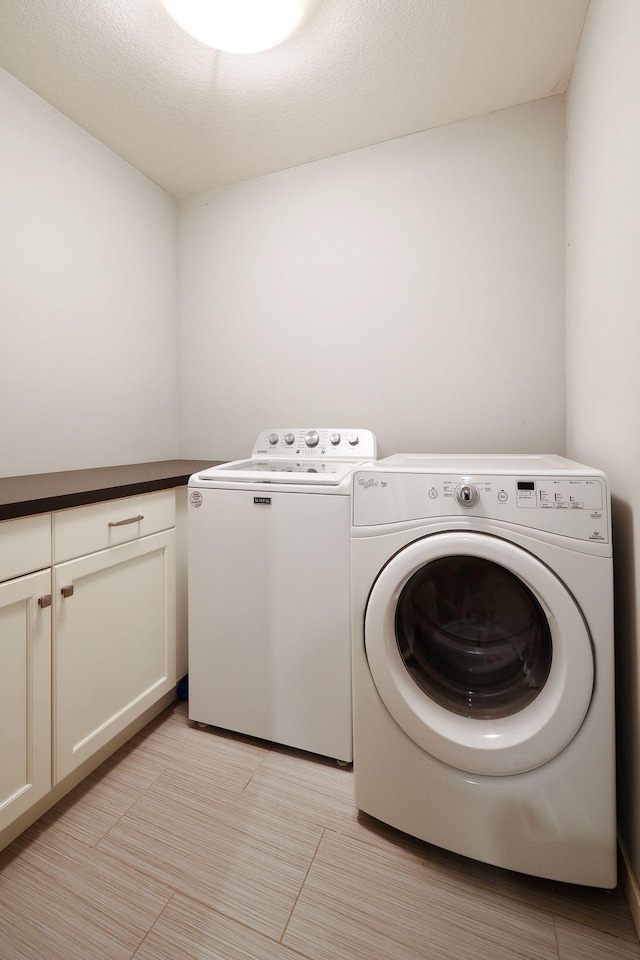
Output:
[0, 0, 589, 198]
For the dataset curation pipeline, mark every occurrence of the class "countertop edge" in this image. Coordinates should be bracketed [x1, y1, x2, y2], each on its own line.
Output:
[0, 460, 222, 521]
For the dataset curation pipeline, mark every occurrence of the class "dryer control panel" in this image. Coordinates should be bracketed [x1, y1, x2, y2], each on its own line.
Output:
[352, 470, 610, 545]
[515, 478, 603, 511]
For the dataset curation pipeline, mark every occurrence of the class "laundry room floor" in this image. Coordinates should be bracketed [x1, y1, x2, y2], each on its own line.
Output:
[0, 701, 637, 960]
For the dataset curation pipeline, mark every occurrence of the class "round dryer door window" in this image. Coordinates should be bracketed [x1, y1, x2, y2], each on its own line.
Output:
[365, 532, 594, 776]
[395, 555, 553, 721]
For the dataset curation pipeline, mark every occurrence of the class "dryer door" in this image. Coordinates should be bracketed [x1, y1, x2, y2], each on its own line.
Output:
[364, 532, 594, 776]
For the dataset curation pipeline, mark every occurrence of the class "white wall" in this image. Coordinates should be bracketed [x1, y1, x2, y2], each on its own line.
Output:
[565, 0, 640, 897]
[0, 68, 178, 478]
[178, 97, 566, 462]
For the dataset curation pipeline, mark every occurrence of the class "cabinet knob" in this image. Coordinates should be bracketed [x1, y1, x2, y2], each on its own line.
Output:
[38, 594, 52, 609]
[61, 585, 74, 599]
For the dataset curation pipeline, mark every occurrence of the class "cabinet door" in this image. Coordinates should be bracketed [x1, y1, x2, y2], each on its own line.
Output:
[0, 569, 51, 831]
[54, 530, 176, 783]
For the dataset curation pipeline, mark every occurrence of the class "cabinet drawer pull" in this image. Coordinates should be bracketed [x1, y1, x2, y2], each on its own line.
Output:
[108, 514, 145, 527]
[61, 585, 74, 599]
[38, 594, 52, 609]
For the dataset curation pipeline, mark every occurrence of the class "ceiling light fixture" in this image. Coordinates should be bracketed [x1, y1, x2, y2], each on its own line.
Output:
[159, 0, 308, 54]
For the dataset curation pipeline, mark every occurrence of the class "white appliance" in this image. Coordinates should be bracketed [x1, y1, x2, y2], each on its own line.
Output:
[351, 454, 616, 886]
[188, 428, 377, 763]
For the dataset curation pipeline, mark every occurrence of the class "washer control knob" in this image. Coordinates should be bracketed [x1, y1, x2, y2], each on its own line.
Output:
[330, 433, 341, 445]
[268, 433, 279, 445]
[455, 482, 479, 508]
[348, 433, 359, 446]
[284, 433, 295, 445]
[305, 430, 320, 447]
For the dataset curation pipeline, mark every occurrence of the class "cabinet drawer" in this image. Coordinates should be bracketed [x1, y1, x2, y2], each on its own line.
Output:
[53, 490, 175, 563]
[0, 514, 51, 583]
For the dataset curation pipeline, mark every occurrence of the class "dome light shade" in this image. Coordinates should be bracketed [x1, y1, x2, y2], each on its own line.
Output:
[159, 0, 308, 54]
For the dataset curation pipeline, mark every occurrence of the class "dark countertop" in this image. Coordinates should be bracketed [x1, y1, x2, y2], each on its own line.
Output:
[0, 459, 222, 521]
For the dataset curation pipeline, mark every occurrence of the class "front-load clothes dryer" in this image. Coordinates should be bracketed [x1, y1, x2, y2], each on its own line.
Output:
[351, 455, 615, 887]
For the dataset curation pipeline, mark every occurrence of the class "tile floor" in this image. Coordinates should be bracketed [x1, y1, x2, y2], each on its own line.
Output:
[0, 700, 638, 960]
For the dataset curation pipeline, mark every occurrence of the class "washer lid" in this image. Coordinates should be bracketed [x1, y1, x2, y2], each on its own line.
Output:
[365, 531, 594, 776]
[194, 458, 356, 486]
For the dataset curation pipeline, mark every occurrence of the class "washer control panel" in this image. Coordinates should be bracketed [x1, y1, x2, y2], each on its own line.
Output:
[253, 428, 377, 460]
[353, 470, 609, 544]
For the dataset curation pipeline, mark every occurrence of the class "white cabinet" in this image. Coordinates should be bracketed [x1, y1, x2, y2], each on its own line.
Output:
[52, 492, 177, 783]
[0, 489, 179, 846]
[0, 516, 52, 832]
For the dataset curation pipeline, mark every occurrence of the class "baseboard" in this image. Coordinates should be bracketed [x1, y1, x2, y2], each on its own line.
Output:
[619, 835, 640, 940]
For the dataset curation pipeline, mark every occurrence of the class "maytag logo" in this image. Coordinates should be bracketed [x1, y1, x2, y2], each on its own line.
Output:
[254, 497, 271, 505]
[358, 478, 378, 489]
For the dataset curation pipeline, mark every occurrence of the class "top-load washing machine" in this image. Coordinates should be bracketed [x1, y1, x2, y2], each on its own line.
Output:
[188, 428, 376, 763]
[351, 454, 615, 887]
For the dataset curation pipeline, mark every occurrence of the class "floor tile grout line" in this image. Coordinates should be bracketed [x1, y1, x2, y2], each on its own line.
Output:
[40, 709, 183, 851]
[552, 914, 562, 960]
[61, 828, 179, 904]
[126, 886, 324, 960]
[279, 826, 326, 945]
[128, 890, 178, 959]
[554, 912, 640, 950]
[81, 701, 261, 843]
[87, 764, 169, 850]
[549, 912, 640, 945]
[239, 745, 273, 795]
[91, 833, 313, 948]
[427, 856, 638, 943]
[52, 730, 185, 852]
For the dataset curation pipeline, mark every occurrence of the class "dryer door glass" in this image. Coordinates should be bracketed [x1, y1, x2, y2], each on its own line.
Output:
[395, 556, 552, 719]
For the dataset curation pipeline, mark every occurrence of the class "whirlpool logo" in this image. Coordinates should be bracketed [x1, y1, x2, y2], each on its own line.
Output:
[358, 478, 385, 489]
